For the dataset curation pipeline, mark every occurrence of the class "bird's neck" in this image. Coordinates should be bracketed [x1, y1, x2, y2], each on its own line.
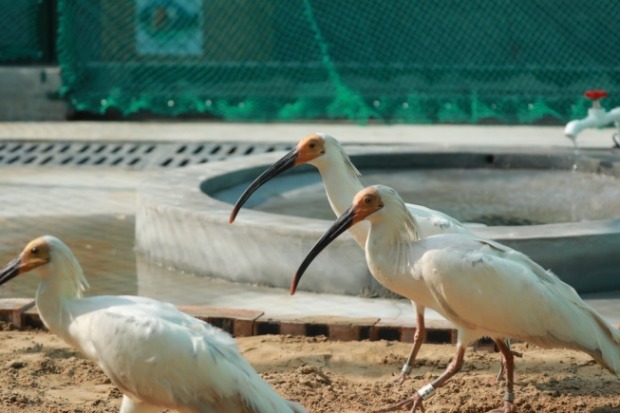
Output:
[316, 158, 369, 247]
[366, 207, 421, 272]
[35, 283, 73, 341]
[365, 214, 426, 299]
[34, 260, 88, 340]
[318, 157, 364, 212]
[373, 204, 421, 245]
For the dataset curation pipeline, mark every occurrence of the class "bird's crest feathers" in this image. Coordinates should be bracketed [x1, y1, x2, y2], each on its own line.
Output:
[376, 185, 421, 243]
[322, 134, 362, 178]
[45, 236, 90, 297]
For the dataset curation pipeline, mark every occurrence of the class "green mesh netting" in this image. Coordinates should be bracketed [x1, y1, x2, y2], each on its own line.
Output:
[58, 0, 620, 123]
[0, 0, 47, 62]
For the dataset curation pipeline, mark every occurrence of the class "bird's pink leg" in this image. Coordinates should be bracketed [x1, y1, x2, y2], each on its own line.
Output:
[394, 304, 427, 385]
[487, 340, 518, 413]
[495, 340, 522, 382]
[375, 345, 466, 413]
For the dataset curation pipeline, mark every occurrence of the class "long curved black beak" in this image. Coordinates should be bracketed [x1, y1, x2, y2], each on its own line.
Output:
[290, 206, 357, 295]
[0, 256, 22, 286]
[229, 149, 299, 223]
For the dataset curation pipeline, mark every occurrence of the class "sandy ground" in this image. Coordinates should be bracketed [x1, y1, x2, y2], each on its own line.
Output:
[0, 328, 619, 413]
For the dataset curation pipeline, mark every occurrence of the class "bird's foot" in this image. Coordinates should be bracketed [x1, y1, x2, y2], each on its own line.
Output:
[392, 364, 412, 386]
[510, 349, 523, 358]
[373, 383, 435, 413]
[392, 372, 410, 386]
[372, 394, 425, 413]
[485, 401, 517, 413]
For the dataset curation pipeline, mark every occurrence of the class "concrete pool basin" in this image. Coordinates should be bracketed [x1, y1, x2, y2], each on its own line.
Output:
[136, 145, 620, 297]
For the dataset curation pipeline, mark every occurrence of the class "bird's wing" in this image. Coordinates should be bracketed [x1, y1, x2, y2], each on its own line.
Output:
[416, 238, 600, 347]
[406, 203, 470, 236]
[69, 299, 298, 413]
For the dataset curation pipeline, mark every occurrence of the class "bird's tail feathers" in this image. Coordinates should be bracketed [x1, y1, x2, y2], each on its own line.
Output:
[548, 301, 620, 376]
[530, 294, 620, 377]
[584, 307, 620, 376]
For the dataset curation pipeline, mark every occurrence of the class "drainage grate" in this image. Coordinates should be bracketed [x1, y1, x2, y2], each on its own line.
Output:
[0, 141, 293, 169]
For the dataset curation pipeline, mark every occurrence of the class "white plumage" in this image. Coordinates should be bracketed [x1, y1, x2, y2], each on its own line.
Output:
[294, 185, 620, 412]
[229, 133, 475, 380]
[0, 236, 307, 413]
[306, 134, 470, 240]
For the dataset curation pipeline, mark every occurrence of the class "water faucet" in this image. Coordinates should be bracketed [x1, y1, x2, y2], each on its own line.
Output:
[564, 90, 620, 147]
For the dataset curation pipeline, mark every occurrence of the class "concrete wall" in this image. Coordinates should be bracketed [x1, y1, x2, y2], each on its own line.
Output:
[136, 147, 620, 297]
[0, 66, 66, 121]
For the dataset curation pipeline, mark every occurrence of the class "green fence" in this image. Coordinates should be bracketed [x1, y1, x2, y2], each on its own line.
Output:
[0, 0, 55, 63]
[57, 0, 620, 123]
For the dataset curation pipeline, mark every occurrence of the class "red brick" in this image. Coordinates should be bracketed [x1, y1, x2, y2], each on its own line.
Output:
[233, 319, 255, 337]
[399, 327, 416, 343]
[178, 306, 263, 337]
[371, 318, 418, 342]
[23, 305, 45, 330]
[450, 329, 458, 344]
[279, 321, 306, 336]
[0, 298, 35, 329]
[303, 316, 379, 342]
[329, 324, 363, 341]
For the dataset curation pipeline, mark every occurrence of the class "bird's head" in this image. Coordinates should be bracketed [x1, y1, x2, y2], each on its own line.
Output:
[295, 133, 329, 165]
[0, 236, 89, 296]
[0, 237, 53, 285]
[229, 133, 335, 223]
[290, 185, 389, 295]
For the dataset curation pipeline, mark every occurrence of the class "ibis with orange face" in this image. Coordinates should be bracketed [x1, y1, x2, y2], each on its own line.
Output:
[229, 133, 478, 381]
[0, 236, 307, 413]
[230, 133, 469, 239]
[294, 185, 620, 413]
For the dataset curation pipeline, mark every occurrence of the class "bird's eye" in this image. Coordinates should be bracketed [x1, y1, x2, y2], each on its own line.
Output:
[31, 247, 39, 254]
[364, 196, 373, 204]
[308, 141, 317, 149]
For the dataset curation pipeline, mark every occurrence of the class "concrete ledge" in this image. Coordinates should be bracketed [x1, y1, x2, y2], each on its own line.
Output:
[136, 145, 620, 296]
[6, 299, 458, 344]
[0, 122, 614, 150]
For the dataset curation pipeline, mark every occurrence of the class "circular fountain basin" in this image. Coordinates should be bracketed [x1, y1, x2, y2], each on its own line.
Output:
[136, 145, 620, 297]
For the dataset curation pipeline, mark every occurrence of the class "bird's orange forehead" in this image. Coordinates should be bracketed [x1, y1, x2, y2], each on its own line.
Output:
[294, 134, 326, 164]
[21, 237, 51, 263]
[297, 133, 323, 148]
[353, 187, 381, 205]
[350, 187, 383, 222]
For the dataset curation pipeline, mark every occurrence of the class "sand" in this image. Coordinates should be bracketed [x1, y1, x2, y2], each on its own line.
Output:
[0, 328, 619, 413]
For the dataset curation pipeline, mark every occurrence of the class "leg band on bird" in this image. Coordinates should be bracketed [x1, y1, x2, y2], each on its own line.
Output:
[417, 383, 435, 400]
[401, 363, 413, 375]
[503, 391, 515, 402]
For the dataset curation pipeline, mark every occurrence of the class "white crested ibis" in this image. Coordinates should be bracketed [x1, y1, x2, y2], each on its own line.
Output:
[293, 185, 620, 413]
[0, 236, 308, 413]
